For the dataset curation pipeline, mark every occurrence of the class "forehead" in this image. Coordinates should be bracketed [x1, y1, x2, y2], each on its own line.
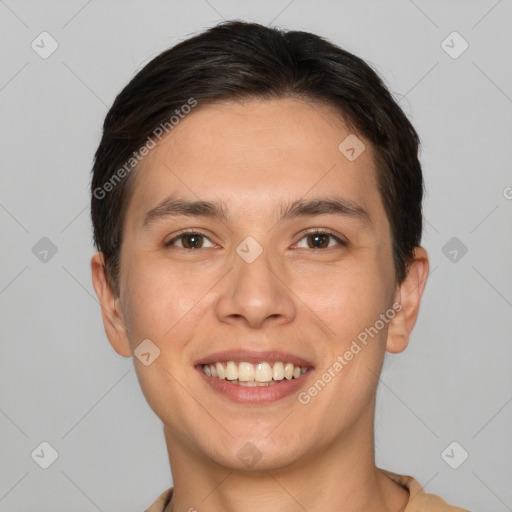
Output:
[125, 97, 384, 226]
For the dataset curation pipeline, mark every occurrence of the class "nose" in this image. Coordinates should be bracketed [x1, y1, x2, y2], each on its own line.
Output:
[214, 242, 297, 330]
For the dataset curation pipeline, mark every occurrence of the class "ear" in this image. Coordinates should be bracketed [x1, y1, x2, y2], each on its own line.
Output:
[90, 251, 132, 357]
[386, 246, 429, 354]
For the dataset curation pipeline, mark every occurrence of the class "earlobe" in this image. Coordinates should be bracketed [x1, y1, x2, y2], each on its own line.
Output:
[90, 252, 132, 358]
[385, 246, 429, 354]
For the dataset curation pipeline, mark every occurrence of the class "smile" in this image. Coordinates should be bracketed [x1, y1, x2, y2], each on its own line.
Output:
[201, 361, 309, 386]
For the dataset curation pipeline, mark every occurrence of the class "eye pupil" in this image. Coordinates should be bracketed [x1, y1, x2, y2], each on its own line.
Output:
[183, 234, 202, 248]
[308, 233, 329, 249]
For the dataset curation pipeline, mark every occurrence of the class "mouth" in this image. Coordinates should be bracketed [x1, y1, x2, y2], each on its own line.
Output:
[194, 350, 314, 404]
[199, 361, 309, 386]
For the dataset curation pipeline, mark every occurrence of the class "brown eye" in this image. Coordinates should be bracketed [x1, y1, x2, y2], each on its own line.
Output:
[181, 233, 203, 248]
[307, 233, 330, 249]
[296, 231, 346, 250]
[165, 232, 215, 249]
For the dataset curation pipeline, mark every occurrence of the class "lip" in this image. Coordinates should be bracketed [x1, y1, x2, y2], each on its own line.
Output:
[193, 349, 315, 368]
[196, 365, 314, 404]
[194, 349, 315, 405]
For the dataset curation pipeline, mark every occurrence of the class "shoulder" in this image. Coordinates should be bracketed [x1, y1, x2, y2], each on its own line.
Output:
[144, 487, 174, 512]
[381, 469, 471, 511]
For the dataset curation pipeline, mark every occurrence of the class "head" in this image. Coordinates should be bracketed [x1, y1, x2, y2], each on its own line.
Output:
[90, 21, 428, 471]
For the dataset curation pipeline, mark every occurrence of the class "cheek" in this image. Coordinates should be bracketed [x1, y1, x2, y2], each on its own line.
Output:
[122, 262, 211, 427]
[290, 261, 392, 411]
[292, 261, 391, 348]
[121, 256, 212, 345]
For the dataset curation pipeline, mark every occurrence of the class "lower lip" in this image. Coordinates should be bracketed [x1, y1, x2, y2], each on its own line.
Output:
[196, 366, 314, 404]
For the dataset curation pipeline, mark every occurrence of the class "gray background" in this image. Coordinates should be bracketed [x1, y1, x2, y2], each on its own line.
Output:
[1, 1, 511, 511]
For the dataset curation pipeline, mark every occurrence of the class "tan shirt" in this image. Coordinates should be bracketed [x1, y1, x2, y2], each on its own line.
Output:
[145, 469, 470, 511]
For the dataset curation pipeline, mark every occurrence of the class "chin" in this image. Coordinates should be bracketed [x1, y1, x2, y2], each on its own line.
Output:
[201, 430, 306, 472]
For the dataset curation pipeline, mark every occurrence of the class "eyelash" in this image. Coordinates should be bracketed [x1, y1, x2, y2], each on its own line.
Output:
[163, 229, 347, 250]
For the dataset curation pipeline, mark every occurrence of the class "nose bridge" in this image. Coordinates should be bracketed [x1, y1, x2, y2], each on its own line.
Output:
[234, 238, 276, 288]
[215, 236, 295, 327]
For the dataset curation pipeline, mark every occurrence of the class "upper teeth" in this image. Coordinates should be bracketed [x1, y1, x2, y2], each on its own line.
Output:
[202, 361, 308, 382]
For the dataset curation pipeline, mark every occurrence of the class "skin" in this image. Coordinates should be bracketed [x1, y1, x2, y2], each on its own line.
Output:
[91, 97, 429, 512]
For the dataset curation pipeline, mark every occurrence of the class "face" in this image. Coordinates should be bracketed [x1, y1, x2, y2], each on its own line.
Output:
[93, 97, 425, 472]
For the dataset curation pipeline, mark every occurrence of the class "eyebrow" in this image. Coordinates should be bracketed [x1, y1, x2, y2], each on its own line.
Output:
[142, 195, 372, 229]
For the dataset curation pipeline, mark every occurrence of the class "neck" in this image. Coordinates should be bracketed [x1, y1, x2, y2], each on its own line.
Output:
[163, 404, 409, 512]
